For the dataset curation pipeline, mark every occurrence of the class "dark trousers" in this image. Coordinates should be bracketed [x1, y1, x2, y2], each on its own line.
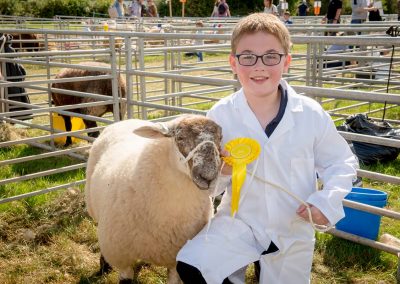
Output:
[176, 261, 233, 284]
[177, 241, 279, 283]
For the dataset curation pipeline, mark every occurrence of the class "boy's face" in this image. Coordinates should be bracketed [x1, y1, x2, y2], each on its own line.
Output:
[230, 31, 291, 100]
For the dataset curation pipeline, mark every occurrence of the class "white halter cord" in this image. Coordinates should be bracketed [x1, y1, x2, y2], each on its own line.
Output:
[183, 140, 220, 165]
[178, 140, 221, 241]
[175, 139, 221, 179]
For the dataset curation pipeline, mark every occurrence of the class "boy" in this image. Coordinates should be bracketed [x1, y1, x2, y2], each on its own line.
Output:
[194, 21, 205, 62]
[176, 13, 357, 284]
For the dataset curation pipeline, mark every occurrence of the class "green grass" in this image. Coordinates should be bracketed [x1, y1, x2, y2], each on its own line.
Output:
[0, 144, 86, 214]
[0, 132, 399, 284]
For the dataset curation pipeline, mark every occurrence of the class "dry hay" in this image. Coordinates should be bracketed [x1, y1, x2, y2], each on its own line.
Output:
[0, 187, 88, 246]
[0, 122, 25, 142]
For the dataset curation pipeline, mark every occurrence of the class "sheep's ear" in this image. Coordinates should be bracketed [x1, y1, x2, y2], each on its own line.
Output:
[133, 123, 172, 138]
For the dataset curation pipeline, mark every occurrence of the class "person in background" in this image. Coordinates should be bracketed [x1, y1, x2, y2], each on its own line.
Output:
[264, 0, 278, 16]
[211, 0, 221, 17]
[398, 0, 400, 20]
[141, 0, 148, 17]
[277, 0, 286, 18]
[176, 13, 357, 284]
[297, 0, 309, 16]
[113, 0, 125, 18]
[351, 0, 378, 23]
[367, 1, 382, 21]
[323, 0, 342, 24]
[194, 21, 204, 62]
[147, 0, 158, 17]
[129, 0, 142, 17]
[283, 11, 293, 24]
[322, 0, 342, 35]
[216, 0, 231, 17]
[123, 2, 129, 17]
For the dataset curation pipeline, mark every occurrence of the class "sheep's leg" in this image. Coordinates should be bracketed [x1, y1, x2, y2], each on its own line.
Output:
[83, 119, 100, 138]
[167, 268, 183, 284]
[98, 254, 112, 275]
[62, 115, 72, 146]
[119, 267, 134, 284]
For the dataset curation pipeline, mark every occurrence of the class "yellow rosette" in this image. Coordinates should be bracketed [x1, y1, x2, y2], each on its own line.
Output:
[223, 138, 261, 217]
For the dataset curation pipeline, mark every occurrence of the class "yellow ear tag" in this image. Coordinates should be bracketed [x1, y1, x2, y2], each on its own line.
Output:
[223, 138, 261, 216]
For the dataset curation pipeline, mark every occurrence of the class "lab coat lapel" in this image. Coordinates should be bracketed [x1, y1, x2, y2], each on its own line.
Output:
[267, 83, 303, 142]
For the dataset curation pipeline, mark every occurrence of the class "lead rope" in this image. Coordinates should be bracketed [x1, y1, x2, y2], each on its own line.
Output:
[249, 170, 333, 232]
[205, 157, 333, 241]
[176, 139, 222, 241]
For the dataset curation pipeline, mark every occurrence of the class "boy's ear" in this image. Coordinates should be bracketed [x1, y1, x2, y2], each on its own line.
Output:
[229, 53, 237, 74]
[283, 54, 292, 73]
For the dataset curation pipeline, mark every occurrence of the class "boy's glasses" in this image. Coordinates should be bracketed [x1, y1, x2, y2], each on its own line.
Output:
[235, 53, 285, 66]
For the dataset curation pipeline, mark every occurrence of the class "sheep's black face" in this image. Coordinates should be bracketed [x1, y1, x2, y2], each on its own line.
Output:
[174, 116, 222, 190]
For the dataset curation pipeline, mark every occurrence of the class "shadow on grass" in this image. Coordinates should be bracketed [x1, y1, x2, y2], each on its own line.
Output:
[78, 272, 104, 284]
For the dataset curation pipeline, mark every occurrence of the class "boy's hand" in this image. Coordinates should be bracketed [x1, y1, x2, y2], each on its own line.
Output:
[296, 203, 329, 225]
[220, 149, 232, 175]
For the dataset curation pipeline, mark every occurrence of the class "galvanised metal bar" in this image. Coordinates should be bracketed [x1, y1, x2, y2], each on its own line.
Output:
[0, 163, 86, 186]
[0, 145, 90, 166]
[0, 180, 86, 205]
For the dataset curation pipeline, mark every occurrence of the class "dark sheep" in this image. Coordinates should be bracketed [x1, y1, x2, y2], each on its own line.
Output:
[10, 33, 41, 52]
[51, 62, 126, 146]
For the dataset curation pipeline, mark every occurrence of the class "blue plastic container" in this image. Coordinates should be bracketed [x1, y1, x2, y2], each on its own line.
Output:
[336, 187, 387, 240]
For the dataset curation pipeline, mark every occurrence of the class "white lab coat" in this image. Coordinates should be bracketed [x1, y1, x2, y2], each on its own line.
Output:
[177, 80, 358, 284]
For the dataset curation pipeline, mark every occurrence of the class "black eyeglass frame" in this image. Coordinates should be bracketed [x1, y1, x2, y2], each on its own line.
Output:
[235, 53, 286, 66]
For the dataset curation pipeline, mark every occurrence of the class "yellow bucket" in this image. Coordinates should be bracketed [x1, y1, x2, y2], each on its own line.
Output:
[52, 113, 86, 145]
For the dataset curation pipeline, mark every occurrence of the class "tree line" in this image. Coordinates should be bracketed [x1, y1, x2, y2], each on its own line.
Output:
[0, 0, 396, 19]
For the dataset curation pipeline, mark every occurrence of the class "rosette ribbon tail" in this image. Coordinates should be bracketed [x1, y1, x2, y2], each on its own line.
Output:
[231, 162, 246, 217]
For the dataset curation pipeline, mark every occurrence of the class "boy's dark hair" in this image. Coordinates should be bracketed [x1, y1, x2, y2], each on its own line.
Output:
[231, 13, 292, 54]
[218, 3, 227, 15]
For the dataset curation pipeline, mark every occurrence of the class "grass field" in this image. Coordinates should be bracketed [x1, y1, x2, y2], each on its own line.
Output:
[1, 46, 399, 283]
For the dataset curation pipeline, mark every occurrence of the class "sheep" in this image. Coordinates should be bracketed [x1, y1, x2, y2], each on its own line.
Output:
[85, 114, 222, 284]
[10, 33, 41, 52]
[51, 62, 126, 146]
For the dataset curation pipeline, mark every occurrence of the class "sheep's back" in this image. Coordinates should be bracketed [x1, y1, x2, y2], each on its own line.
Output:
[51, 62, 126, 116]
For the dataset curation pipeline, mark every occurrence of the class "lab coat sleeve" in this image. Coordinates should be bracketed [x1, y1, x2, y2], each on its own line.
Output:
[306, 112, 358, 225]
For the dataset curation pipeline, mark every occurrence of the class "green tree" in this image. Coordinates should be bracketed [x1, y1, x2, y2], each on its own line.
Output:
[158, 0, 268, 17]
[0, 0, 19, 15]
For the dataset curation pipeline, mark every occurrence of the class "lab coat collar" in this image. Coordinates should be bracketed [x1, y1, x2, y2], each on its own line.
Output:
[232, 80, 304, 142]
[233, 90, 265, 140]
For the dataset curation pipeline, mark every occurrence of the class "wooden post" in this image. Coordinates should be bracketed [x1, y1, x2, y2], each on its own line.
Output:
[169, 0, 172, 17]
